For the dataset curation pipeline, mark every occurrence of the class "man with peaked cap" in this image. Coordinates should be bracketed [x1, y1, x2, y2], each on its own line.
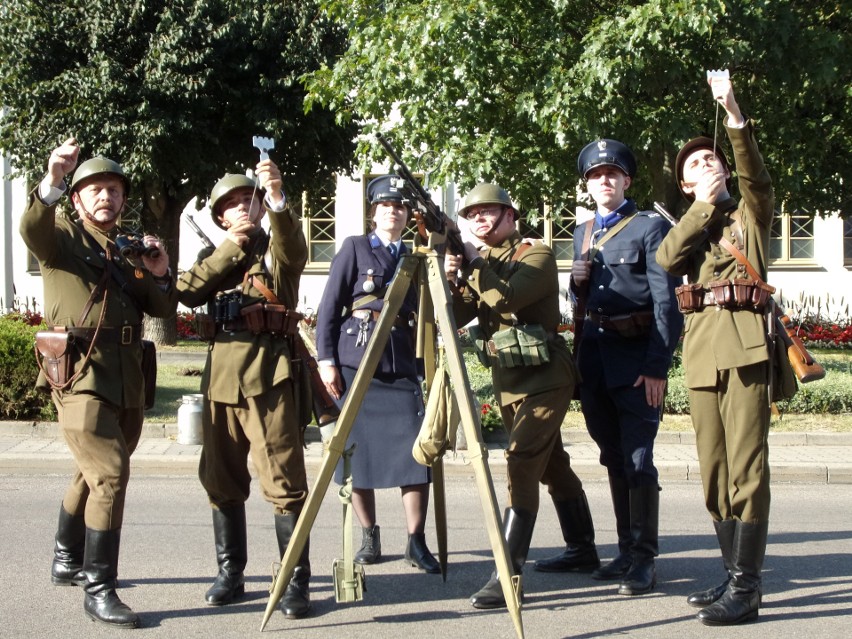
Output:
[444, 183, 599, 610]
[177, 156, 313, 619]
[315, 175, 439, 575]
[657, 75, 774, 626]
[20, 138, 177, 628]
[566, 139, 682, 596]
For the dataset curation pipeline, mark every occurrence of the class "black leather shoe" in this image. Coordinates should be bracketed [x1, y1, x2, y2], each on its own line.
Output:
[205, 506, 247, 605]
[618, 557, 656, 595]
[470, 573, 508, 609]
[354, 525, 381, 565]
[205, 572, 245, 606]
[592, 552, 632, 580]
[279, 567, 311, 619]
[697, 587, 760, 626]
[687, 578, 730, 608]
[534, 545, 600, 573]
[82, 528, 140, 628]
[405, 533, 440, 574]
[52, 505, 86, 587]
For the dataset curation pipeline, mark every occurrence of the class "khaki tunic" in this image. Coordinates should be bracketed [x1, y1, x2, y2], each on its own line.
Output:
[657, 119, 774, 523]
[20, 192, 178, 530]
[453, 232, 583, 511]
[177, 206, 309, 512]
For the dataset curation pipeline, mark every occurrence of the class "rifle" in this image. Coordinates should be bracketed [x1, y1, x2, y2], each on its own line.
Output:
[184, 214, 216, 262]
[182, 213, 339, 426]
[376, 134, 466, 257]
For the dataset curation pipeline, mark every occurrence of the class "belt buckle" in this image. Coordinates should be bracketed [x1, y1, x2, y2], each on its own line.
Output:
[121, 325, 133, 345]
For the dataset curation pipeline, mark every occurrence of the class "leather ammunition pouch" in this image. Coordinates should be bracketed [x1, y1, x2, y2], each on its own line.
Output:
[240, 302, 302, 335]
[676, 279, 775, 314]
[674, 282, 704, 313]
[487, 324, 550, 368]
[34, 329, 76, 387]
[195, 313, 217, 340]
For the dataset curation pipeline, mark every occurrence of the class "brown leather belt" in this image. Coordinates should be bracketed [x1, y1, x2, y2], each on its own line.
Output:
[585, 310, 653, 333]
[352, 309, 414, 329]
[66, 325, 142, 345]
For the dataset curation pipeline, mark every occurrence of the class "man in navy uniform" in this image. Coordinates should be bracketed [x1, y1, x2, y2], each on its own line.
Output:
[563, 139, 682, 596]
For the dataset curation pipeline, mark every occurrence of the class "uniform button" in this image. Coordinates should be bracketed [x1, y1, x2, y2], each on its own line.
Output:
[367, 268, 374, 275]
[413, 391, 420, 397]
[597, 308, 603, 312]
[714, 271, 720, 277]
[598, 285, 604, 290]
[701, 213, 708, 218]
[598, 327, 604, 333]
[346, 328, 354, 334]
[619, 257, 625, 263]
[417, 411, 424, 417]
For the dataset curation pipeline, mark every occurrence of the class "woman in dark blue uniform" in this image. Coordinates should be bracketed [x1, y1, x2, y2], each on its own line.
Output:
[315, 175, 439, 574]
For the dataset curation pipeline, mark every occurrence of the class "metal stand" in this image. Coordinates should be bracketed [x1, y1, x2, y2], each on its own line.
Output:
[260, 232, 525, 638]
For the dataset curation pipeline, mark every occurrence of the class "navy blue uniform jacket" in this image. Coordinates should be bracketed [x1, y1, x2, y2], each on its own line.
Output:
[316, 233, 418, 379]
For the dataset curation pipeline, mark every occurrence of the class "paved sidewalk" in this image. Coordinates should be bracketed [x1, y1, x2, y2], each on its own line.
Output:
[2, 421, 850, 483]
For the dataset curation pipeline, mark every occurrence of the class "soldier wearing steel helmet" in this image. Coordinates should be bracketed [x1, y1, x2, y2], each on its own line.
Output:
[445, 183, 598, 610]
[176, 156, 313, 619]
[20, 138, 177, 628]
[314, 175, 439, 575]
[568, 138, 682, 597]
[657, 76, 774, 626]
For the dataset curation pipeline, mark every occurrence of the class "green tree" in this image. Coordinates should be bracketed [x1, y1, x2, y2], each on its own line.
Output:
[305, 0, 850, 217]
[0, 0, 356, 342]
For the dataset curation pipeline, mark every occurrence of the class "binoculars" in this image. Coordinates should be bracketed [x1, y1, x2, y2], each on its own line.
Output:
[115, 233, 160, 259]
[213, 289, 243, 323]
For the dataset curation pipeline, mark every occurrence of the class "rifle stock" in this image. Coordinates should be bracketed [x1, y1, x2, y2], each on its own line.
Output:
[376, 134, 466, 256]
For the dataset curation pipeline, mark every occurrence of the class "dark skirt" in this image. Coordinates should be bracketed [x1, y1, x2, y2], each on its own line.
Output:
[333, 366, 431, 489]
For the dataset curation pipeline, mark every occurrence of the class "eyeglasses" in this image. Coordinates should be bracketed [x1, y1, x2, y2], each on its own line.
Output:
[466, 206, 503, 219]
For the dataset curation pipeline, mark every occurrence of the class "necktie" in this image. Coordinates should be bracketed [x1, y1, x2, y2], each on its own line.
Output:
[388, 243, 398, 260]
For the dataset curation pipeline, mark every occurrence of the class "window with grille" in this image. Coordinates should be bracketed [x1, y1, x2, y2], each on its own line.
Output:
[770, 209, 815, 264]
[518, 203, 576, 267]
[300, 177, 337, 270]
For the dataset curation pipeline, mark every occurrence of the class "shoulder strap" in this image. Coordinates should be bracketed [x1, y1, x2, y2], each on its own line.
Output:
[718, 236, 765, 284]
[588, 213, 634, 260]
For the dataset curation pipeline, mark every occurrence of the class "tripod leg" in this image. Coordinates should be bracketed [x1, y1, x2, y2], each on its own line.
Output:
[425, 254, 525, 639]
[260, 255, 419, 631]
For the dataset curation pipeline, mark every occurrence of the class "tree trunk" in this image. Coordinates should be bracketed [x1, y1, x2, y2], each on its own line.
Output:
[140, 182, 190, 346]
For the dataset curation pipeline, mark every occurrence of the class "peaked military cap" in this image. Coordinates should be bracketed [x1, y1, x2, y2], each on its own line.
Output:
[367, 174, 406, 205]
[577, 138, 637, 179]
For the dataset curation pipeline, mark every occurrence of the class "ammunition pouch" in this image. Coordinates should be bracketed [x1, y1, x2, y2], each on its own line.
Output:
[195, 313, 217, 340]
[34, 329, 76, 387]
[240, 302, 302, 335]
[676, 279, 775, 314]
[674, 283, 704, 313]
[487, 324, 550, 368]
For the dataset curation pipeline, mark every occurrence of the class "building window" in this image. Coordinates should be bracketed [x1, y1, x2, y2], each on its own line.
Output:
[770, 209, 815, 264]
[844, 217, 852, 267]
[301, 177, 337, 271]
[518, 203, 577, 268]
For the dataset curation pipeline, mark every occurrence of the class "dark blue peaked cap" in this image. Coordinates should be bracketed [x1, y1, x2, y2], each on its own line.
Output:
[577, 139, 637, 178]
[367, 174, 406, 204]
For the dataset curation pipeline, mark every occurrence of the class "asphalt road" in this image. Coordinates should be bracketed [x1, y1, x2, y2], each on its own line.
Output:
[1, 471, 850, 639]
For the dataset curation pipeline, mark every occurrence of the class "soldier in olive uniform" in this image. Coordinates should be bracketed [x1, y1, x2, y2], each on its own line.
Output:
[445, 183, 599, 610]
[176, 161, 312, 619]
[20, 138, 177, 628]
[657, 76, 774, 626]
[565, 139, 682, 596]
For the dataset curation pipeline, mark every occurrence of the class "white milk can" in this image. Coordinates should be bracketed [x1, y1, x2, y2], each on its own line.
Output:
[177, 394, 204, 445]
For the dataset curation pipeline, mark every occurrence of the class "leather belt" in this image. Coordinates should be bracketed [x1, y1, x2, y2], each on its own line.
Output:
[67, 325, 142, 345]
[352, 309, 414, 329]
[585, 310, 653, 332]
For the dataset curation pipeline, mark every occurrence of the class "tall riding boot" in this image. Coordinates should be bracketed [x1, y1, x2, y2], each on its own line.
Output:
[354, 524, 382, 564]
[592, 474, 633, 580]
[405, 532, 441, 574]
[274, 513, 312, 619]
[470, 507, 537, 610]
[698, 520, 768, 626]
[205, 505, 247, 605]
[618, 484, 660, 595]
[534, 492, 600, 573]
[82, 528, 139, 628]
[687, 519, 736, 607]
[51, 504, 87, 586]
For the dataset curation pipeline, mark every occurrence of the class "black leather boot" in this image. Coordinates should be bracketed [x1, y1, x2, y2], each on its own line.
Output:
[405, 532, 441, 574]
[470, 507, 536, 610]
[618, 484, 659, 596]
[205, 505, 247, 605]
[687, 519, 736, 608]
[354, 525, 382, 565]
[274, 513, 311, 619]
[52, 505, 86, 587]
[82, 528, 139, 628]
[592, 474, 633, 580]
[534, 492, 600, 573]
[698, 520, 768, 626]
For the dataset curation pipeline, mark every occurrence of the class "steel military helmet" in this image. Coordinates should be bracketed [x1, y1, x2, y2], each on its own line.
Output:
[367, 174, 406, 205]
[675, 136, 732, 200]
[209, 173, 261, 228]
[69, 157, 130, 195]
[458, 183, 518, 220]
[577, 139, 637, 179]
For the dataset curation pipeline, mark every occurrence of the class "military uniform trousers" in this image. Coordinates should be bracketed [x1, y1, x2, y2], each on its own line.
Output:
[52, 390, 143, 531]
[578, 340, 660, 488]
[500, 386, 584, 513]
[688, 362, 771, 523]
[199, 380, 308, 515]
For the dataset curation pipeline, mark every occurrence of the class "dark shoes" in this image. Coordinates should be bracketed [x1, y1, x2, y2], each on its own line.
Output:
[470, 573, 514, 609]
[52, 505, 86, 587]
[405, 532, 440, 574]
[354, 525, 382, 565]
[687, 518, 735, 608]
[618, 557, 656, 595]
[534, 493, 600, 573]
[592, 552, 632, 580]
[82, 528, 139, 629]
[274, 512, 311, 619]
[205, 505, 247, 606]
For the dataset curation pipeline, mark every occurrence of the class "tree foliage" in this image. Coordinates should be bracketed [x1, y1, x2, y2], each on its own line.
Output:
[305, 0, 850, 216]
[0, 0, 357, 243]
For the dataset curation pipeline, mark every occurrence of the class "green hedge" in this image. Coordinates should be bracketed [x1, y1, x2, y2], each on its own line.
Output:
[0, 315, 56, 420]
